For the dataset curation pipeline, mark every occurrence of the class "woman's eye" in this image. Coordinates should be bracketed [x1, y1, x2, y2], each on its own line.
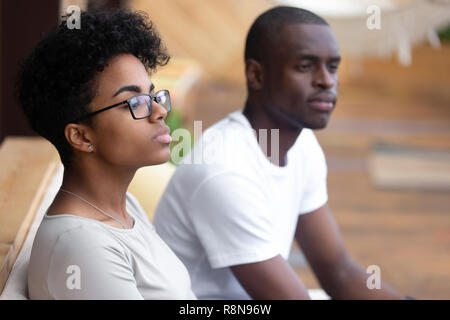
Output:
[156, 95, 166, 105]
[128, 99, 139, 109]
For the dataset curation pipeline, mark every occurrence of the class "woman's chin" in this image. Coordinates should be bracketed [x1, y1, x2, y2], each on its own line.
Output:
[149, 149, 171, 166]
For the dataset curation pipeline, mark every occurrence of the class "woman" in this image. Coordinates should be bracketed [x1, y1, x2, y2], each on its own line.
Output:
[17, 9, 196, 299]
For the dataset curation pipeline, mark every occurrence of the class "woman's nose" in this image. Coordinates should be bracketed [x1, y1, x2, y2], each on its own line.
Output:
[148, 101, 168, 122]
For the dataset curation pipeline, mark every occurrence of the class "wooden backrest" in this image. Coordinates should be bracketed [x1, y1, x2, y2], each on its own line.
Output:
[0, 137, 59, 295]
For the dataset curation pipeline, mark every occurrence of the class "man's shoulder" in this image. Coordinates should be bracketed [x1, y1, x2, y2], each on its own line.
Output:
[171, 161, 253, 191]
[201, 110, 255, 148]
[290, 128, 324, 160]
[295, 128, 320, 148]
[206, 109, 248, 130]
[180, 111, 258, 168]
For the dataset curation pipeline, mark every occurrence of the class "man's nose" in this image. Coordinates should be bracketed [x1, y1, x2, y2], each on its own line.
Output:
[312, 65, 336, 90]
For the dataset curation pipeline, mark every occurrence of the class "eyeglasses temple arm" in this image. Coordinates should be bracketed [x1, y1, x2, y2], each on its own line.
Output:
[70, 100, 128, 123]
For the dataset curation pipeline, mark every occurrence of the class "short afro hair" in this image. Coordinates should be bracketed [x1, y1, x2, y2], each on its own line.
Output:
[16, 9, 170, 167]
[245, 6, 329, 63]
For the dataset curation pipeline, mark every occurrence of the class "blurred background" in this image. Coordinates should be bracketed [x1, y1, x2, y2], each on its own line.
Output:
[1, 0, 449, 299]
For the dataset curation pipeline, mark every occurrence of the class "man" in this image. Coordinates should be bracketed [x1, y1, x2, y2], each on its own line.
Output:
[153, 6, 404, 299]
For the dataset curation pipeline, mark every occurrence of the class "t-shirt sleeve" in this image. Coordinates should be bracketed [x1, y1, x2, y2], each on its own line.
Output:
[298, 131, 328, 214]
[188, 172, 279, 269]
[47, 227, 144, 300]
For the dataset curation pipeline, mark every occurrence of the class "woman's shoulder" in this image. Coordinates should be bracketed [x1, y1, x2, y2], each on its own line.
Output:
[28, 214, 135, 300]
[33, 214, 121, 254]
[31, 193, 150, 254]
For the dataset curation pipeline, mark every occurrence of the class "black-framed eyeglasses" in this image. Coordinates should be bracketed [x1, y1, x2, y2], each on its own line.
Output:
[70, 89, 171, 123]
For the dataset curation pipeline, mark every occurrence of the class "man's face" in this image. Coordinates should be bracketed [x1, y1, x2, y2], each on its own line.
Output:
[262, 23, 340, 130]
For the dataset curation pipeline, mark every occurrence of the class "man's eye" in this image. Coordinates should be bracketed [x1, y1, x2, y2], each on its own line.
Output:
[295, 64, 312, 71]
[328, 64, 339, 72]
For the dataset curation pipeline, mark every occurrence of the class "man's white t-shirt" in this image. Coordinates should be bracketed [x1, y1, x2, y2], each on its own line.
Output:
[153, 110, 328, 299]
[28, 193, 196, 300]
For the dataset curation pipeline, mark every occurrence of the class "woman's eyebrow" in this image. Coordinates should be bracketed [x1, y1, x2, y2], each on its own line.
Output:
[112, 85, 141, 97]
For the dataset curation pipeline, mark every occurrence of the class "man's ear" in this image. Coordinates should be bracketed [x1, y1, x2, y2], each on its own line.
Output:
[64, 123, 94, 153]
[246, 59, 264, 91]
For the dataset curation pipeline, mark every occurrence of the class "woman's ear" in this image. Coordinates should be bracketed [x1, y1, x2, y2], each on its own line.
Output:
[245, 59, 264, 91]
[64, 123, 94, 153]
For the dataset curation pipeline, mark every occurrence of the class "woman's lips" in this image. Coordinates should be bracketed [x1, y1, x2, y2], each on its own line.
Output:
[153, 126, 172, 144]
[154, 134, 172, 144]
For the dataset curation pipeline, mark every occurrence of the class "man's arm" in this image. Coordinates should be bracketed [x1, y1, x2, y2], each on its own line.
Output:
[295, 203, 404, 299]
[230, 255, 310, 300]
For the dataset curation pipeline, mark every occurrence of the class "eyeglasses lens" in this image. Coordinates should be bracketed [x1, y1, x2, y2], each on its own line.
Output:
[129, 91, 171, 119]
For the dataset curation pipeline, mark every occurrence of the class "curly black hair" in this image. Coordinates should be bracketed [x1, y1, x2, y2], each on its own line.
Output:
[16, 9, 170, 166]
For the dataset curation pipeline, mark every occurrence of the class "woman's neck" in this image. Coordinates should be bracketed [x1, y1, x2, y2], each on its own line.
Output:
[60, 160, 137, 222]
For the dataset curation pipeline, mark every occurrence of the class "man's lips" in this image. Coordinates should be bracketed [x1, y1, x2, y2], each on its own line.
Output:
[153, 125, 172, 144]
[307, 94, 336, 112]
